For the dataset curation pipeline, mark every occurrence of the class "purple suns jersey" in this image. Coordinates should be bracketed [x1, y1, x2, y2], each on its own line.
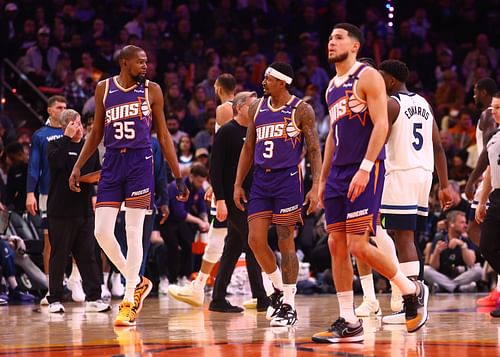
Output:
[103, 76, 153, 149]
[325, 62, 385, 166]
[253, 95, 304, 169]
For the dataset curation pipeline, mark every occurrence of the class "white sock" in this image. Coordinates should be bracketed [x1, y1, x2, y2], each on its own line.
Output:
[373, 226, 399, 266]
[94, 207, 127, 274]
[262, 272, 275, 296]
[497, 275, 500, 292]
[69, 263, 81, 281]
[103, 272, 110, 285]
[391, 271, 416, 295]
[282, 284, 296, 308]
[123, 207, 146, 302]
[267, 268, 283, 291]
[193, 272, 209, 291]
[337, 291, 357, 324]
[360, 274, 376, 301]
[400, 261, 420, 278]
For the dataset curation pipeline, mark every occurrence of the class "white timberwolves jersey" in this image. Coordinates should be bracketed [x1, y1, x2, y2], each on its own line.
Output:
[385, 92, 434, 173]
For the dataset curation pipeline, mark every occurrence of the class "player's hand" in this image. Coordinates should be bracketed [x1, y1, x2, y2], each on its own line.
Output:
[304, 184, 319, 215]
[464, 181, 475, 201]
[438, 185, 454, 210]
[216, 200, 228, 222]
[475, 202, 487, 224]
[204, 185, 213, 202]
[348, 170, 369, 202]
[26, 192, 38, 216]
[175, 178, 189, 202]
[159, 204, 170, 224]
[64, 120, 78, 139]
[69, 166, 81, 192]
[198, 221, 210, 233]
[233, 184, 247, 211]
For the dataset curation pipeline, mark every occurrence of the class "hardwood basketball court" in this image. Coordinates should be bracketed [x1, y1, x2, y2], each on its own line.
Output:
[1, 294, 499, 356]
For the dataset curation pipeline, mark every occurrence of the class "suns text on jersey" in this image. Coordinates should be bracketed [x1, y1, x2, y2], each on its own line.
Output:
[105, 101, 142, 125]
[256, 123, 285, 142]
[328, 97, 347, 123]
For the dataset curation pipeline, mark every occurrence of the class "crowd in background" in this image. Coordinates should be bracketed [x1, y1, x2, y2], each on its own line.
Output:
[0, 0, 499, 302]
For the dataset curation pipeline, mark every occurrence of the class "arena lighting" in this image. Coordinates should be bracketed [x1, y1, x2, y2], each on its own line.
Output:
[386, 1, 394, 28]
[1, 98, 5, 104]
[11, 88, 16, 94]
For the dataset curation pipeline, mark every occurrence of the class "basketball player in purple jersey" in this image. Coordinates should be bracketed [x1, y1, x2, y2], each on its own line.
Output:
[234, 62, 322, 327]
[69, 45, 188, 326]
[312, 24, 428, 343]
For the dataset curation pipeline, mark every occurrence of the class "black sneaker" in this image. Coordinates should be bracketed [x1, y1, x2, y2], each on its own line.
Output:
[208, 299, 244, 313]
[490, 308, 500, 318]
[403, 280, 429, 333]
[266, 289, 283, 320]
[257, 296, 271, 312]
[270, 303, 297, 326]
[312, 317, 364, 343]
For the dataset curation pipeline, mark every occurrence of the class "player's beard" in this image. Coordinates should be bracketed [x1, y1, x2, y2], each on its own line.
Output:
[133, 73, 146, 84]
[328, 51, 349, 64]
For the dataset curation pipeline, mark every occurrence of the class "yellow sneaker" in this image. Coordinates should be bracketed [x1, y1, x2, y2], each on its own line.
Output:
[114, 300, 137, 326]
[133, 276, 153, 314]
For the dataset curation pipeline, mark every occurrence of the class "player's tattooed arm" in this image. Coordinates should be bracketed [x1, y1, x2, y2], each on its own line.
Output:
[297, 102, 322, 214]
[234, 98, 259, 211]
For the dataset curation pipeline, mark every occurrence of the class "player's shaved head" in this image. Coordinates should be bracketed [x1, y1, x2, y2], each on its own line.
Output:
[379, 59, 410, 83]
[118, 45, 144, 63]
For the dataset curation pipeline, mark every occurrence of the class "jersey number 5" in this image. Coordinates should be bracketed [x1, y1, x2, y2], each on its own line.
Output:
[113, 121, 136, 140]
[263, 140, 274, 158]
[412, 123, 423, 151]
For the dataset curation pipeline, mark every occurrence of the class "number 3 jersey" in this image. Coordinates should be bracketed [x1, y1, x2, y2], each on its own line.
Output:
[102, 76, 153, 150]
[253, 95, 304, 169]
[385, 92, 434, 173]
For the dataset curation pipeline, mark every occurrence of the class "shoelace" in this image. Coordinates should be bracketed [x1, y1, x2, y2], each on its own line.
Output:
[270, 291, 283, 308]
[277, 304, 294, 318]
[328, 318, 348, 332]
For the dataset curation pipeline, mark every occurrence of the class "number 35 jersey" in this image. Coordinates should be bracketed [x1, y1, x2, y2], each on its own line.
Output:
[102, 76, 152, 150]
[253, 95, 304, 169]
[385, 92, 434, 173]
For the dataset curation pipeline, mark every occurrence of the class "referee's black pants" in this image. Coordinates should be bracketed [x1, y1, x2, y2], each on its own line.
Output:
[47, 216, 101, 303]
[480, 190, 500, 273]
[212, 206, 267, 302]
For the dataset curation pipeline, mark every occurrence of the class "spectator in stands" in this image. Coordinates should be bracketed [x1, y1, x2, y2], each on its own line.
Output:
[166, 113, 187, 145]
[448, 109, 476, 151]
[0, 237, 36, 303]
[434, 48, 458, 88]
[187, 85, 208, 119]
[20, 26, 61, 86]
[194, 113, 216, 150]
[5, 142, 28, 214]
[198, 66, 221, 101]
[424, 211, 481, 292]
[161, 164, 209, 285]
[193, 147, 209, 168]
[79, 52, 102, 83]
[462, 33, 498, 81]
[16, 19, 37, 57]
[177, 135, 195, 177]
[46, 109, 108, 313]
[300, 54, 329, 94]
[435, 69, 465, 118]
[46, 52, 72, 88]
[63, 68, 94, 113]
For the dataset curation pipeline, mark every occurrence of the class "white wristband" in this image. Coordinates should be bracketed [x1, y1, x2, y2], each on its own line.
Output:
[359, 159, 374, 173]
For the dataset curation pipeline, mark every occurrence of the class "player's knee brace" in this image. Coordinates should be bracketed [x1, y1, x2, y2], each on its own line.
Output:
[202, 227, 226, 263]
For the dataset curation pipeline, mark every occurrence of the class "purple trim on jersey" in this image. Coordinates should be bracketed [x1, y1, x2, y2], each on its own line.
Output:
[103, 77, 152, 149]
[253, 95, 304, 169]
[326, 63, 385, 166]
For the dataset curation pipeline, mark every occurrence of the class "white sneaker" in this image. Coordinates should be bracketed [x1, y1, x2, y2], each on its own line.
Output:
[68, 278, 85, 302]
[40, 292, 49, 306]
[48, 301, 65, 313]
[382, 310, 405, 324]
[158, 277, 169, 295]
[168, 282, 204, 307]
[101, 284, 112, 301]
[178, 276, 190, 287]
[391, 288, 403, 312]
[85, 299, 111, 312]
[355, 297, 382, 317]
[111, 272, 125, 297]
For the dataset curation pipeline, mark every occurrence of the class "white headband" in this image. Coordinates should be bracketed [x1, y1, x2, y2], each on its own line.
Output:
[265, 67, 293, 84]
